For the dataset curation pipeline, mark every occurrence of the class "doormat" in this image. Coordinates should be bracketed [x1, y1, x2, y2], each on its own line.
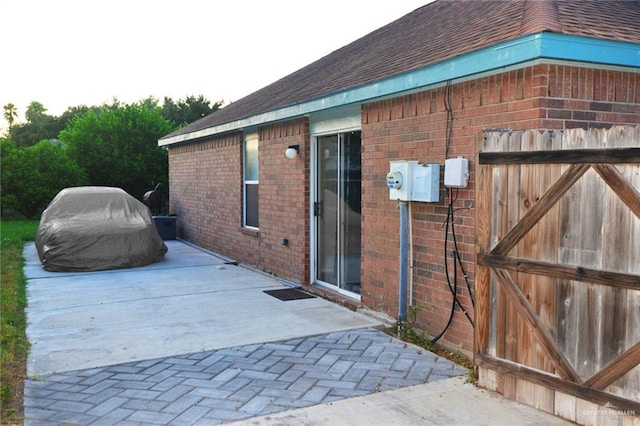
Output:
[263, 288, 316, 301]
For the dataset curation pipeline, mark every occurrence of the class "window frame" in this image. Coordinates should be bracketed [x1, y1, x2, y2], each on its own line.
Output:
[243, 132, 259, 229]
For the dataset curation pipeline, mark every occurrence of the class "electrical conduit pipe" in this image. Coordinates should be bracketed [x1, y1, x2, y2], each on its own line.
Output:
[398, 201, 408, 327]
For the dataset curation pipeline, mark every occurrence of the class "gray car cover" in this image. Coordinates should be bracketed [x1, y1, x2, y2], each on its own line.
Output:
[36, 186, 168, 272]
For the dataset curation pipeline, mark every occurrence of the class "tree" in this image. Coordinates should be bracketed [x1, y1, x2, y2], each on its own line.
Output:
[161, 95, 222, 126]
[2, 103, 18, 133]
[0, 138, 88, 218]
[9, 101, 59, 147]
[60, 102, 176, 200]
[25, 101, 46, 122]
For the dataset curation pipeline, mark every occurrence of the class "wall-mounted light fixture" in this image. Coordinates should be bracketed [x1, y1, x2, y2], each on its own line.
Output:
[285, 145, 299, 159]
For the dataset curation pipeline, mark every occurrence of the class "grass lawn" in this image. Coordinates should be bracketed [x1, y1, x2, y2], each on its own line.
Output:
[1, 220, 39, 423]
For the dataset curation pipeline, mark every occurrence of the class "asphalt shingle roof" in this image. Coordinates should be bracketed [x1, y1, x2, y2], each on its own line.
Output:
[163, 0, 640, 141]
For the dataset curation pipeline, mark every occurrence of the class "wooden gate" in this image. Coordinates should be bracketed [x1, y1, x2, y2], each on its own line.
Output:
[475, 125, 640, 423]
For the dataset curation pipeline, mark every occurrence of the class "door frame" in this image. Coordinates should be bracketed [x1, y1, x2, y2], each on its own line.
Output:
[310, 126, 361, 300]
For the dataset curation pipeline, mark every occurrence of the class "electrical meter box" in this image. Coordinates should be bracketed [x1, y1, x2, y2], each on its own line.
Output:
[387, 160, 417, 201]
[411, 164, 440, 202]
[444, 157, 469, 188]
[388, 160, 440, 202]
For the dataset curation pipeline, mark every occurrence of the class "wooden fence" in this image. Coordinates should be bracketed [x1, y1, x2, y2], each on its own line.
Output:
[475, 125, 640, 423]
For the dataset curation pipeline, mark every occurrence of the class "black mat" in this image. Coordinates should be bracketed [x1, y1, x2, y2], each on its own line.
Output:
[263, 288, 316, 301]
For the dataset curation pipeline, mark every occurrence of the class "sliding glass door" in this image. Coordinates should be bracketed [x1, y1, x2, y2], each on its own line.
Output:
[314, 131, 361, 296]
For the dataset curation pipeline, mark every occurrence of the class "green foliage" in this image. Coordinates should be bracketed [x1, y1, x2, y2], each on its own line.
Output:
[60, 103, 176, 200]
[0, 220, 38, 422]
[162, 95, 222, 126]
[398, 305, 474, 372]
[3, 103, 18, 133]
[0, 138, 88, 218]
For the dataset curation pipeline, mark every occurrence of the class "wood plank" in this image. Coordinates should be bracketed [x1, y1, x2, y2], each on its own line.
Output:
[583, 340, 640, 390]
[477, 254, 640, 290]
[479, 147, 640, 164]
[475, 132, 492, 357]
[593, 164, 640, 220]
[491, 164, 590, 256]
[492, 268, 581, 383]
[554, 391, 578, 423]
[476, 353, 640, 413]
[516, 132, 537, 404]
[503, 131, 521, 399]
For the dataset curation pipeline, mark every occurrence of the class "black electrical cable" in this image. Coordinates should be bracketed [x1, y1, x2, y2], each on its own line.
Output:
[432, 189, 474, 344]
[444, 81, 453, 159]
[432, 81, 474, 344]
[447, 191, 474, 325]
[431, 190, 456, 344]
[450, 189, 475, 309]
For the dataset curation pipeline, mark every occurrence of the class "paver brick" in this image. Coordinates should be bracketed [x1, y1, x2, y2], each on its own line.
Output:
[79, 371, 114, 386]
[82, 386, 122, 405]
[112, 380, 156, 390]
[266, 360, 292, 374]
[48, 399, 94, 413]
[25, 328, 467, 426]
[150, 376, 184, 392]
[189, 387, 233, 400]
[117, 389, 162, 400]
[197, 398, 242, 410]
[277, 367, 304, 383]
[170, 405, 210, 425]
[161, 394, 203, 414]
[218, 377, 251, 392]
[87, 396, 128, 416]
[89, 408, 135, 426]
[108, 365, 143, 374]
[47, 390, 89, 402]
[49, 411, 100, 424]
[127, 410, 177, 424]
[301, 385, 331, 403]
[146, 369, 178, 383]
[174, 370, 213, 380]
[23, 396, 55, 409]
[122, 398, 169, 412]
[156, 384, 193, 402]
[240, 395, 274, 415]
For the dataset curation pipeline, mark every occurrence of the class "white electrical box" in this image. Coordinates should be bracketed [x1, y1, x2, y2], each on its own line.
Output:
[411, 164, 440, 202]
[388, 160, 418, 201]
[444, 157, 469, 188]
[388, 160, 440, 202]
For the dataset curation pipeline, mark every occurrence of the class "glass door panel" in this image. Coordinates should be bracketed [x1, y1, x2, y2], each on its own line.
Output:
[315, 132, 361, 295]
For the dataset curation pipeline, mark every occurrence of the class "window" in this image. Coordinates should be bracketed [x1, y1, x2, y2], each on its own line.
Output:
[243, 133, 259, 228]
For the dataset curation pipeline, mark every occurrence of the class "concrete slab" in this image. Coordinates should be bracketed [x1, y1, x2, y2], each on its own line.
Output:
[234, 376, 574, 426]
[25, 241, 382, 376]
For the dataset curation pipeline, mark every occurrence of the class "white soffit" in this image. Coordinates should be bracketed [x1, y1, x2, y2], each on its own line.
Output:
[309, 104, 361, 135]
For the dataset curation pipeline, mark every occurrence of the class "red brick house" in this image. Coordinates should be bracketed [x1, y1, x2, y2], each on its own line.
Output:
[160, 0, 640, 359]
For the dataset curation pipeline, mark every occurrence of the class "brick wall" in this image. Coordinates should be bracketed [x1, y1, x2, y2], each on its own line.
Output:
[168, 62, 639, 353]
[360, 63, 639, 353]
[168, 133, 245, 258]
[167, 119, 310, 283]
[257, 119, 310, 282]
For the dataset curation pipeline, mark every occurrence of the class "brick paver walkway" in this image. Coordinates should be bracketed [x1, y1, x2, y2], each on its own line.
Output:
[25, 328, 468, 425]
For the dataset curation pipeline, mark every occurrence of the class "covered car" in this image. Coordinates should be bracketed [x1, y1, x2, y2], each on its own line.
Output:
[36, 186, 168, 272]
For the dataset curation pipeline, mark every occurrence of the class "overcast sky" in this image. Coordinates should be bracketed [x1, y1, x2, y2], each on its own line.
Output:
[1, 0, 429, 126]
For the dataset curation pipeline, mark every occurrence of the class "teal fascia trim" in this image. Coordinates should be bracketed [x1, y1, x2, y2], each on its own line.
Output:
[539, 33, 640, 68]
[318, 33, 639, 109]
[160, 33, 639, 146]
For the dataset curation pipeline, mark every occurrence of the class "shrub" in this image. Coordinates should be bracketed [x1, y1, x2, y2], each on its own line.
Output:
[0, 139, 88, 218]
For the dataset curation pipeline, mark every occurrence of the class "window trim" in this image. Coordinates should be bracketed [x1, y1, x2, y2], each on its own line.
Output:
[243, 132, 259, 229]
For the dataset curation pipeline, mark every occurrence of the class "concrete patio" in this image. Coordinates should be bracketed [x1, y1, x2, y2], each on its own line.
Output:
[23, 240, 571, 425]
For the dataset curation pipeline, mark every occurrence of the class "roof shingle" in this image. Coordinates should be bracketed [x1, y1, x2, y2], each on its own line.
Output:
[163, 0, 640, 140]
